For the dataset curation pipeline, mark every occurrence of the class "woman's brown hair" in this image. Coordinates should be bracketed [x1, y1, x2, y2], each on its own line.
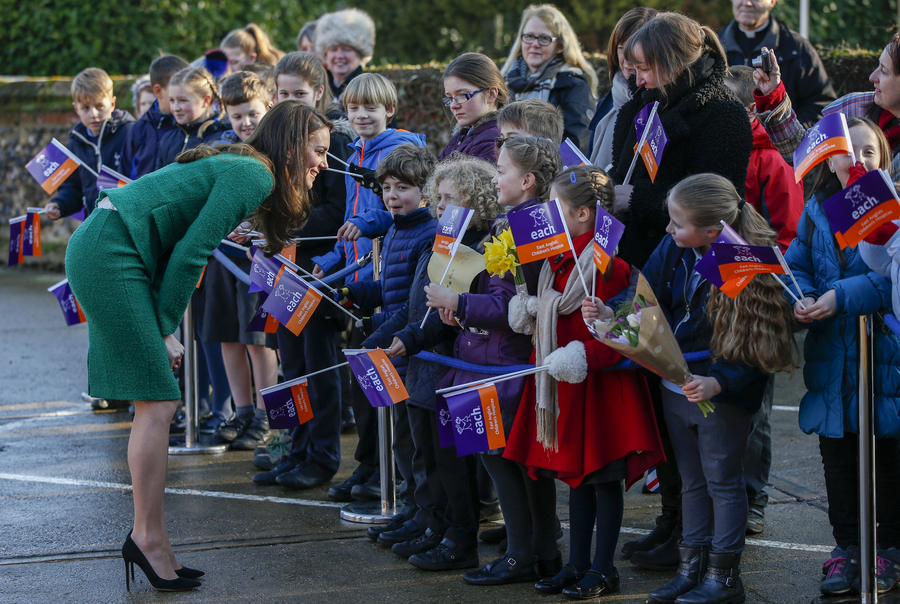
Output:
[177, 101, 332, 253]
[606, 7, 658, 80]
[221, 23, 285, 66]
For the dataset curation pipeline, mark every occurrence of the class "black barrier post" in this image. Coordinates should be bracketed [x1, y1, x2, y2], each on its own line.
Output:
[859, 314, 877, 604]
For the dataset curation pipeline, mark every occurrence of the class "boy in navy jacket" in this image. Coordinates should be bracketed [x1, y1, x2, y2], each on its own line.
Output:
[43, 68, 134, 220]
[120, 55, 190, 180]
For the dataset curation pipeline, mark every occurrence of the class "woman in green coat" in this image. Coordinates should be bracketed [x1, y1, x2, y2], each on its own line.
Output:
[65, 101, 332, 592]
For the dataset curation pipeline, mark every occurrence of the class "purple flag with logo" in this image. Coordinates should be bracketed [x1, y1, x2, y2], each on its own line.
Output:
[710, 243, 787, 283]
[47, 278, 86, 326]
[260, 377, 314, 429]
[634, 102, 668, 182]
[433, 204, 474, 256]
[821, 169, 900, 249]
[343, 349, 409, 407]
[443, 384, 506, 456]
[261, 269, 323, 336]
[248, 248, 287, 293]
[559, 139, 590, 169]
[593, 206, 625, 273]
[96, 165, 131, 192]
[25, 139, 82, 194]
[792, 112, 853, 182]
[693, 222, 748, 288]
[8, 217, 24, 267]
[508, 199, 572, 264]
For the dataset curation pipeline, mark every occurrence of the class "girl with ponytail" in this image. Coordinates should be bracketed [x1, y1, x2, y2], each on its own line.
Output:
[584, 173, 794, 604]
[221, 23, 285, 73]
[505, 165, 664, 598]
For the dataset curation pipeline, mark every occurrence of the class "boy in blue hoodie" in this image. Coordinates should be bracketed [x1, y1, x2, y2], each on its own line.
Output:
[312, 73, 426, 284]
[120, 55, 190, 180]
[43, 68, 135, 220]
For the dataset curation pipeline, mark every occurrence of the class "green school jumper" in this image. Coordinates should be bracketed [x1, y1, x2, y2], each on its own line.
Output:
[66, 153, 274, 401]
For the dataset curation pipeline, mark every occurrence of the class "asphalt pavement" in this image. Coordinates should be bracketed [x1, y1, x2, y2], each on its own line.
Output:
[0, 266, 885, 604]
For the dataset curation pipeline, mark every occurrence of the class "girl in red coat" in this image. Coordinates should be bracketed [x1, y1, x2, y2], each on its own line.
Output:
[504, 165, 664, 599]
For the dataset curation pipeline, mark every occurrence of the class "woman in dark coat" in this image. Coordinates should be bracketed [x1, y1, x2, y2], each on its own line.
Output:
[499, 4, 597, 153]
[610, 12, 753, 271]
[65, 103, 331, 592]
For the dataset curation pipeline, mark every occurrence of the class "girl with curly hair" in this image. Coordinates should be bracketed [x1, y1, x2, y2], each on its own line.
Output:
[585, 172, 795, 604]
[360, 154, 503, 567]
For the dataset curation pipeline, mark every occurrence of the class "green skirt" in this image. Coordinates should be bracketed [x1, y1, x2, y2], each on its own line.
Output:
[66, 209, 181, 401]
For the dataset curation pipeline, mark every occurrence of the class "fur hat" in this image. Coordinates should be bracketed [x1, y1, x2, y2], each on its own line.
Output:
[315, 9, 376, 66]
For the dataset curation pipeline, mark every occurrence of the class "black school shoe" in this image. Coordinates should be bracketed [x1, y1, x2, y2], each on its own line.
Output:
[561, 569, 620, 599]
[214, 412, 254, 443]
[377, 519, 425, 546]
[408, 538, 479, 571]
[366, 514, 405, 542]
[463, 555, 540, 585]
[535, 564, 585, 594]
[230, 415, 276, 450]
[328, 467, 372, 502]
[479, 525, 507, 544]
[392, 529, 443, 558]
[252, 456, 303, 485]
[276, 461, 334, 489]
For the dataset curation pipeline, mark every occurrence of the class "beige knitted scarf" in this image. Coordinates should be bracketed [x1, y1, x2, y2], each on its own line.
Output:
[534, 243, 595, 451]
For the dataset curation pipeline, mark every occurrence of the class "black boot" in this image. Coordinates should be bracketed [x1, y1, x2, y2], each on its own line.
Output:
[675, 552, 744, 604]
[631, 529, 681, 571]
[648, 544, 708, 603]
[622, 522, 673, 557]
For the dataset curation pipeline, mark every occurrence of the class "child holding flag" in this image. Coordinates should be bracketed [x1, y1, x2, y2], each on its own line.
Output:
[504, 166, 664, 598]
[584, 173, 794, 604]
[785, 118, 900, 596]
[43, 68, 134, 220]
[422, 137, 562, 580]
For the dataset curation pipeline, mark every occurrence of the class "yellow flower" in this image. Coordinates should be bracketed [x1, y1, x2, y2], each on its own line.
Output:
[497, 228, 516, 252]
[484, 234, 520, 278]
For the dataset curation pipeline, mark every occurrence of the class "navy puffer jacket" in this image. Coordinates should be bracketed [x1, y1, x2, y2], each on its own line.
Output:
[121, 100, 179, 179]
[348, 206, 436, 375]
[155, 116, 229, 169]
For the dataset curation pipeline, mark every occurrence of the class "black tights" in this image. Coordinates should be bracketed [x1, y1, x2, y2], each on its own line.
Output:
[568, 480, 624, 577]
[480, 454, 559, 562]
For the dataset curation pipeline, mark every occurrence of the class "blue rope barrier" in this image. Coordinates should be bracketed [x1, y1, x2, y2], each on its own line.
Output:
[412, 348, 711, 374]
[210, 249, 251, 286]
[885, 313, 900, 338]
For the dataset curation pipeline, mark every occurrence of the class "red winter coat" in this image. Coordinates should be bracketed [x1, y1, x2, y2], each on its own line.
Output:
[503, 232, 665, 488]
[745, 118, 804, 252]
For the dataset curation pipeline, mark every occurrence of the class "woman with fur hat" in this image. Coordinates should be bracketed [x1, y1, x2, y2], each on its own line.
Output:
[315, 8, 376, 100]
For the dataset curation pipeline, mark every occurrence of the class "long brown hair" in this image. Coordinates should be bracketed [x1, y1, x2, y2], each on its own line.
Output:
[444, 53, 509, 110]
[606, 7, 658, 80]
[221, 23, 285, 65]
[668, 174, 795, 373]
[177, 101, 332, 253]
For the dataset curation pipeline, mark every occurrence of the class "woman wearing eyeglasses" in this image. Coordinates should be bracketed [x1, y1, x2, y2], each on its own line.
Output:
[439, 52, 509, 164]
[500, 4, 597, 153]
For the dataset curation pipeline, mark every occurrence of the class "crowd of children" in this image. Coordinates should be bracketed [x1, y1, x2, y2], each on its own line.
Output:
[41, 5, 900, 601]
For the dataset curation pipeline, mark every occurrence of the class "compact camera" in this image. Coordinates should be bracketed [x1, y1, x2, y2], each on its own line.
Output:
[752, 49, 772, 74]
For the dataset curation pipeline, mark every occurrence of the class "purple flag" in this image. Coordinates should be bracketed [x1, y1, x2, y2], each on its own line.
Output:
[47, 278, 86, 326]
[508, 199, 572, 264]
[249, 248, 287, 294]
[559, 139, 590, 169]
[435, 396, 456, 448]
[710, 243, 787, 283]
[443, 384, 506, 456]
[96, 165, 131, 192]
[821, 169, 900, 249]
[261, 270, 323, 336]
[25, 139, 82, 194]
[260, 377, 314, 429]
[634, 102, 668, 182]
[792, 112, 853, 182]
[22, 209, 43, 257]
[593, 206, 625, 273]
[8, 217, 24, 267]
[343, 349, 409, 407]
[433, 204, 474, 256]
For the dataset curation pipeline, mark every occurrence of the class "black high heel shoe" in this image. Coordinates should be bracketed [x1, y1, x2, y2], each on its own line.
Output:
[122, 535, 201, 592]
[175, 566, 205, 579]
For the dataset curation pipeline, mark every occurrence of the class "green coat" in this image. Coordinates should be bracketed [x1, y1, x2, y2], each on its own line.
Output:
[66, 153, 273, 400]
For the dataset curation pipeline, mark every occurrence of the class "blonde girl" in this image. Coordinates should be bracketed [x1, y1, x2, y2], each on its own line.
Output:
[500, 4, 597, 151]
[585, 173, 794, 604]
[157, 67, 228, 168]
[221, 23, 285, 73]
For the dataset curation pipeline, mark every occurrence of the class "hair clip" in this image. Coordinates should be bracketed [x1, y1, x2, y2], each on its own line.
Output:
[570, 171, 577, 184]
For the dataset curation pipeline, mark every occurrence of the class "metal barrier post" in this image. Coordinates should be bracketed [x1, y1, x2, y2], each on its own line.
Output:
[168, 296, 228, 455]
[858, 314, 877, 604]
[342, 238, 399, 523]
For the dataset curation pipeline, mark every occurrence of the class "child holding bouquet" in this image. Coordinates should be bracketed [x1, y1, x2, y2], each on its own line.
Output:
[584, 173, 794, 604]
[504, 166, 664, 599]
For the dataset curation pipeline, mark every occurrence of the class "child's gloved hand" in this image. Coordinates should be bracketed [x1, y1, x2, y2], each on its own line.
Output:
[544, 340, 587, 384]
[508, 294, 538, 335]
[355, 316, 373, 335]
[334, 287, 353, 307]
[847, 161, 868, 186]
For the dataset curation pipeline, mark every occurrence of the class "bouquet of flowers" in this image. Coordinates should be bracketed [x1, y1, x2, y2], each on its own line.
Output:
[591, 272, 715, 417]
[483, 227, 527, 297]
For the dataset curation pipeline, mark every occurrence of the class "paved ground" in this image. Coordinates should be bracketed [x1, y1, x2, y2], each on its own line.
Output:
[0, 266, 889, 604]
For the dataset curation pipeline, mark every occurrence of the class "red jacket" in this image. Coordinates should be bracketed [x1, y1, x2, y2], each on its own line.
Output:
[746, 118, 804, 252]
[503, 232, 665, 488]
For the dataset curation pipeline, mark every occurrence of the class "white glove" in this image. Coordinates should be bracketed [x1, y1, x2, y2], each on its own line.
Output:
[508, 295, 538, 335]
[544, 340, 587, 384]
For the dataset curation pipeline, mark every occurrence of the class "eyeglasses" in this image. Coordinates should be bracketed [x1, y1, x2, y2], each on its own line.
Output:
[442, 88, 485, 106]
[522, 33, 558, 47]
[494, 136, 512, 149]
